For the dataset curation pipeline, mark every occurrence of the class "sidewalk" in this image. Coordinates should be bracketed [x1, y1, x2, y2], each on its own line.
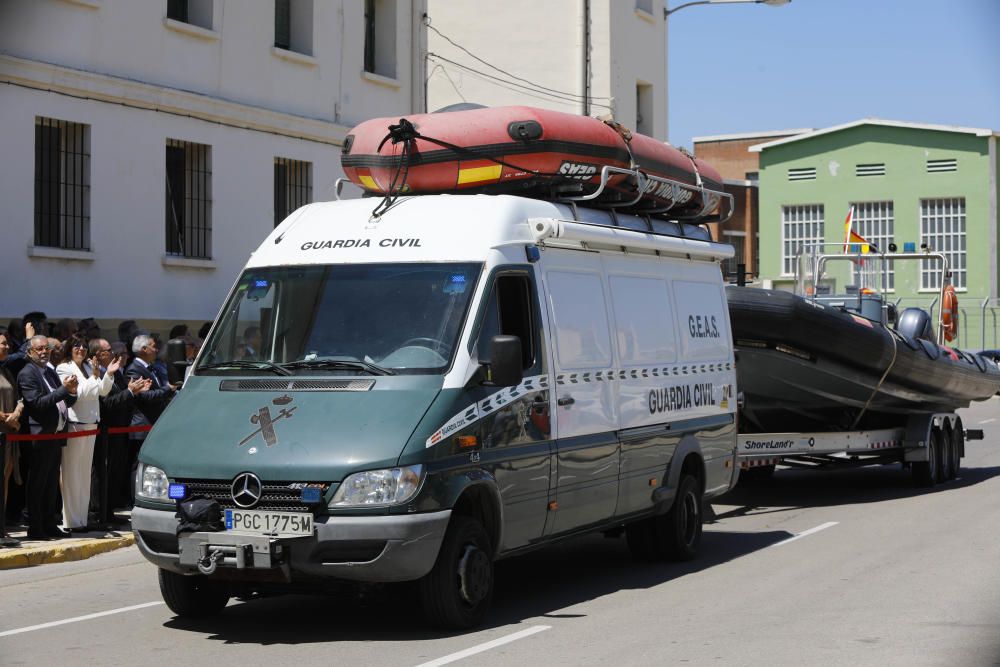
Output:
[0, 514, 135, 570]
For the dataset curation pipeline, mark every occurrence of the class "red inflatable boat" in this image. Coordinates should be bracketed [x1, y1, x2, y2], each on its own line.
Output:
[341, 105, 726, 219]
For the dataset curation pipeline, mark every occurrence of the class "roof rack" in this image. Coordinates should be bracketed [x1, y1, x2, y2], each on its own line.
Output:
[555, 164, 734, 224]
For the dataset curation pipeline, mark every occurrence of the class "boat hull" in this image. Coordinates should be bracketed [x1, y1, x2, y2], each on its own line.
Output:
[727, 287, 1000, 432]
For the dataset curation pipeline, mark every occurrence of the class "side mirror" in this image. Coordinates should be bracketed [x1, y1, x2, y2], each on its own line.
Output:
[487, 335, 523, 387]
[166, 338, 190, 385]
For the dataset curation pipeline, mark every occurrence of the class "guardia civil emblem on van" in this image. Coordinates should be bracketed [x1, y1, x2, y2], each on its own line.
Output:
[239, 395, 297, 447]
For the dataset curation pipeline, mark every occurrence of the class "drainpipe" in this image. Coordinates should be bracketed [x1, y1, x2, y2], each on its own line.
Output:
[581, 0, 591, 116]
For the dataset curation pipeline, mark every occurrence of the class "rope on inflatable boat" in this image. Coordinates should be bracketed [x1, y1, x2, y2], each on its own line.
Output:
[851, 329, 899, 429]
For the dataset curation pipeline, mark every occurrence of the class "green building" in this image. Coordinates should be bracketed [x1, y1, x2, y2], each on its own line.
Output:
[752, 119, 999, 349]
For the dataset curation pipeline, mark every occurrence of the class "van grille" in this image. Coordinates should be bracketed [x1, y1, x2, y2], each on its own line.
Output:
[219, 379, 374, 392]
[175, 479, 329, 512]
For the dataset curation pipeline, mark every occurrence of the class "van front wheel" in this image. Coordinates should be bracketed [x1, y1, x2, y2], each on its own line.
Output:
[418, 515, 494, 630]
[158, 568, 230, 618]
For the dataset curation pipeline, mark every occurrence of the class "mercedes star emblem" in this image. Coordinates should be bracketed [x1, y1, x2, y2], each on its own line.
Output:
[231, 472, 263, 508]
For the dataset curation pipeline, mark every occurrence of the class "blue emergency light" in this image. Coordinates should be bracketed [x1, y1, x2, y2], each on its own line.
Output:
[168, 483, 187, 500]
[300, 487, 323, 503]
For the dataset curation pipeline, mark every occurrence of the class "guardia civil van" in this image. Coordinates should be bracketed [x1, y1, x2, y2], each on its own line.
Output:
[132, 193, 739, 629]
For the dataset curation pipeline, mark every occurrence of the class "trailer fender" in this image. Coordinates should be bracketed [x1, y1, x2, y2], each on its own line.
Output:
[903, 413, 959, 463]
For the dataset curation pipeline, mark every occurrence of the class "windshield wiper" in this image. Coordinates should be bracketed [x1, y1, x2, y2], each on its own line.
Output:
[280, 359, 396, 376]
[198, 360, 293, 376]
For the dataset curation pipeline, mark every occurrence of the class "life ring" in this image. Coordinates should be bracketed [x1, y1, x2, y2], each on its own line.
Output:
[941, 284, 958, 342]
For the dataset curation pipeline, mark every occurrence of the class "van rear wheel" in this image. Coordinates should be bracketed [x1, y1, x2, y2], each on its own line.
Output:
[626, 474, 703, 562]
[418, 515, 494, 630]
[158, 569, 230, 618]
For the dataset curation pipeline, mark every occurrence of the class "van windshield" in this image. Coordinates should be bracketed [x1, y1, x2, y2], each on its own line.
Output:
[197, 263, 481, 375]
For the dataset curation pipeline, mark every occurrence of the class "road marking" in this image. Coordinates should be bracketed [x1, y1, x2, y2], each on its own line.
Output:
[415, 625, 551, 667]
[978, 418, 996, 424]
[768, 521, 839, 548]
[0, 601, 164, 638]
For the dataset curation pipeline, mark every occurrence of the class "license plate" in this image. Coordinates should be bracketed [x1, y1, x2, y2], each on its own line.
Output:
[224, 509, 313, 537]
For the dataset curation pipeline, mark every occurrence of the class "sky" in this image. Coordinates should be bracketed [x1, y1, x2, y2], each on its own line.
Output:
[667, 0, 1000, 149]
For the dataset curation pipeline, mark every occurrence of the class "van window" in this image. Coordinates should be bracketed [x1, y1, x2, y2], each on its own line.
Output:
[198, 263, 481, 374]
[546, 270, 612, 369]
[672, 280, 729, 362]
[609, 275, 677, 364]
[476, 274, 536, 369]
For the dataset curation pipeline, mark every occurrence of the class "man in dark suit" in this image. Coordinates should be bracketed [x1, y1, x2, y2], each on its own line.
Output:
[88, 339, 151, 524]
[126, 334, 175, 424]
[18, 335, 78, 539]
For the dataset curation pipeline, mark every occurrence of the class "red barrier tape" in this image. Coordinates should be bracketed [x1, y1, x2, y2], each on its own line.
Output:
[5, 425, 152, 442]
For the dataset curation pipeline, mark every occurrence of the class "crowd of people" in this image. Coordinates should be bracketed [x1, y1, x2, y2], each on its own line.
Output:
[0, 312, 211, 545]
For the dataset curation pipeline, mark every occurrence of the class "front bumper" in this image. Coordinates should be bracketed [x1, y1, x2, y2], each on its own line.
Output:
[132, 506, 451, 582]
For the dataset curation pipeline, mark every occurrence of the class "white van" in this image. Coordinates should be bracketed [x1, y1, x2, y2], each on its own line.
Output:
[132, 193, 738, 629]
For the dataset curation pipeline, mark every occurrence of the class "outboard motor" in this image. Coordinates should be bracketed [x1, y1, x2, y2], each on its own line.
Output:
[897, 307, 934, 341]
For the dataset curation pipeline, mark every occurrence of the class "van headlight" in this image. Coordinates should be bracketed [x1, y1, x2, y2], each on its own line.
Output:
[329, 465, 425, 507]
[136, 463, 170, 502]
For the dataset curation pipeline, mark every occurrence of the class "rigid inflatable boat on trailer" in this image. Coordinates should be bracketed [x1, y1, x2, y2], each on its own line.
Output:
[340, 104, 732, 223]
[728, 244, 1000, 434]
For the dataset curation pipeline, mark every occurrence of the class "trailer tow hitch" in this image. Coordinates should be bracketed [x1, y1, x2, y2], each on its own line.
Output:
[965, 429, 985, 441]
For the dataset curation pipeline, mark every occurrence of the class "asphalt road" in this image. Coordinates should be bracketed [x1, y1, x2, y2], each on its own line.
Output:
[3, 398, 999, 666]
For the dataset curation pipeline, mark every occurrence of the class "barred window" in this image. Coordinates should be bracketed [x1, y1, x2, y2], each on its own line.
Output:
[852, 201, 894, 290]
[722, 231, 746, 282]
[920, 198, 966, 290]
[34, 117, 90, 251]
[274, 157, 312, 227]
[781, 204, 824, 276]
[165, 139, 212, 259]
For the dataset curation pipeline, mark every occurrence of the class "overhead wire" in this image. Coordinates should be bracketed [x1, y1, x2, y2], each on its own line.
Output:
[424, 17, 613, 109]
[426, 53, 613, 112]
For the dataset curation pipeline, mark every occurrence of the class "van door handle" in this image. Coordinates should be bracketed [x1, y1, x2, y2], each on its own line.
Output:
[557, 396, 575, 406]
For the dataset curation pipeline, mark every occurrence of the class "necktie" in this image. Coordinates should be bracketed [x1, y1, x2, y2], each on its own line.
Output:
[43, 367, 69, 431]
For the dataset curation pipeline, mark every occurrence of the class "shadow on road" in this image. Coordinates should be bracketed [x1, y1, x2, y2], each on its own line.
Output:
[162, 527, 790, 644]
[714, 463, 1000, 521]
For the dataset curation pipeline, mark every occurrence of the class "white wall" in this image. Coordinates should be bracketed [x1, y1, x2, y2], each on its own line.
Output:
[0, 0, 426, 325]
[426, 0, 667, 140]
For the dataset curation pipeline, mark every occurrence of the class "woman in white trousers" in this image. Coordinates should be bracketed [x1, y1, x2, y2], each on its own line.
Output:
[57, 337, 120, 531]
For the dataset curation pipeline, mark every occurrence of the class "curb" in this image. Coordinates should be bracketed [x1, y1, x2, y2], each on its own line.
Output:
[0, 533, 135, 570]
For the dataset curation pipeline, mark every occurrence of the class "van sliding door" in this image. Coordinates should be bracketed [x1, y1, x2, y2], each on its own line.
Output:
[542, 257, 620, 535]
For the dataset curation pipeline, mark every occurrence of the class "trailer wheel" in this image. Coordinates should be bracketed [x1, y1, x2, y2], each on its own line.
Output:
[418, 515, 494, 630]
[912, 429, 940, 487]
[940, 430, 955, 481]
[949, 428, 962, 479]
[158, 569, 230, 618]
[934, 429, 949, 484]
[626, 474, 702, 562]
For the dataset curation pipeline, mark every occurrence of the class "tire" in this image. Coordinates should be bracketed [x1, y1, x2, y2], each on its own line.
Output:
[158, 568, 230, 618]
[934, 429, 948, 484]
[626, 474, 703, 562]
[418, 515, 494, 630]
[912, 429, 940, 487]
[949, 428, 962, 479]
[940, 430, 954, 482]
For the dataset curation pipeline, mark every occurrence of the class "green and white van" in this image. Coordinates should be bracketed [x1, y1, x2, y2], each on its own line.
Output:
[133, 193, 738, 629]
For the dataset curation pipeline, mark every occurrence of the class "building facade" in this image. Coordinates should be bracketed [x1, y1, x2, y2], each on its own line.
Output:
[753, 119, 999, 348]
[426, 0, 668, 141]
[694, 129, 810, 282]
[0, 0, 426, 334]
